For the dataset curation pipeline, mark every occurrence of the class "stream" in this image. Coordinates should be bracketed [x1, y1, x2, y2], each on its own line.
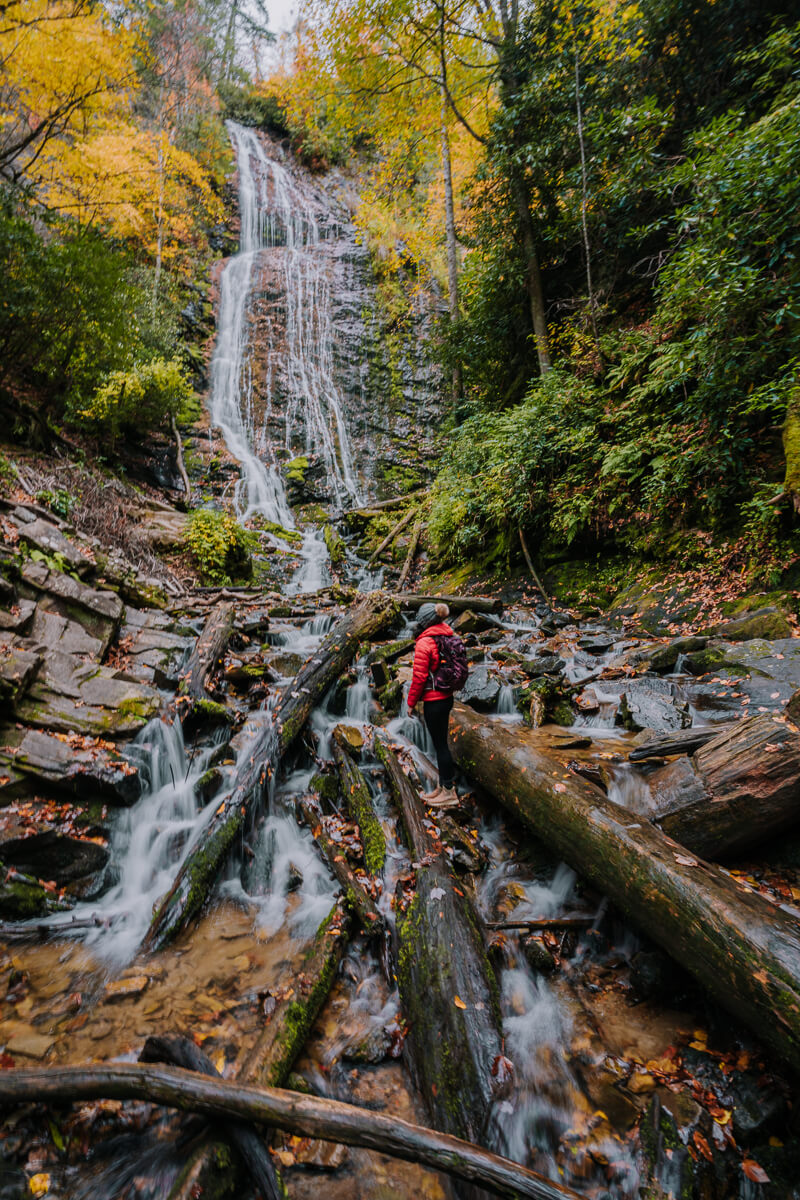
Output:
[1, 124, 795, 1200]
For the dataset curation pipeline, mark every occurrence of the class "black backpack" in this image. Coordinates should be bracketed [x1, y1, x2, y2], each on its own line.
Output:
[429, 632, 470, 693]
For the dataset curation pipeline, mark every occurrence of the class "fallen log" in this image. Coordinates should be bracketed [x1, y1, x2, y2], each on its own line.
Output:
[367, 506, 419, 566]
[297, 796, 382, 931]
[374, 732, 503, 1156]
[170, 414, 191, 499]
[0, 914, 120, 943]
[484, 917, 594, 931]
[652, 713, 800, 857]
[397, 517, 424, 589]
[168, 900, 352, 1200]
[331, 727, 386, 875]
[177, 601, 235, 704]
[450, 702, 800, 1074]
[0, 1064, 583, 1200]
[629, 723, 736, 762]
[139, 1035, 280, 1200]
[142, 592, 397, 952]
[396, 593, 503, 615]
[344, 488, 428, 517]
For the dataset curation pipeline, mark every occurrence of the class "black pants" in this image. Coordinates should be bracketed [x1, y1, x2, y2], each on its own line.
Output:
[423, 696, 455, 788]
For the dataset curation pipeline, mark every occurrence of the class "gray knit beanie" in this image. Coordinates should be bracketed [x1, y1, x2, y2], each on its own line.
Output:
[414, 601, 449, 636]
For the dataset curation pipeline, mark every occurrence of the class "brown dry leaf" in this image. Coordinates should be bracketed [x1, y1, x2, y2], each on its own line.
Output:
[741, 1159, 770, 1183]
[453, 995, 467, 1010]
[675, 854, 698, 867]
[275, 1149, 295, 1167]
[693, 1131, 713, 1162]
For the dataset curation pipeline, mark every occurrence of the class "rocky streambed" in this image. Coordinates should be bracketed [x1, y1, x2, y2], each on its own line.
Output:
[0, 488, 800, 1199]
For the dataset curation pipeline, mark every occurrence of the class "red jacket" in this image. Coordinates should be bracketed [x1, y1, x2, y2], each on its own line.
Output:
[407, 622, 455, 709]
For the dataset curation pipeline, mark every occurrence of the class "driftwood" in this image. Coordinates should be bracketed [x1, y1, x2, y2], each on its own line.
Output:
[449, 702, 800, 1074]
[397, 517, 424, 589]
[629, 723, 736, 762]
[297, 796, 382, 931]
[0, 1064, 583, 1200]
[168, 900, 352, 1200]
[139, 1036, 280, 1200]
[374, 732, 503, 1161]
[0, 914, 119, 943]
[396, 593, 503, 615]
[178, 601, 235, 703]
[652, 713, 800, 857]
[367, 506, 419, 566]
[143, 592, 398, 952]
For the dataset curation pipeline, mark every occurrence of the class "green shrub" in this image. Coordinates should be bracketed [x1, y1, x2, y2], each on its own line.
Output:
[218, 82, 289, 135]
[186, 508, 254, 584]
[75, 359, 194, 442]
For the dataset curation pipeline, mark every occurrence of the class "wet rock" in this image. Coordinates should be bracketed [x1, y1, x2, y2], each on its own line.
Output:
[21, 559, 123, 630]
[647, 635, 708, 673]
[0, 827, 108, 885]
[517, 677, 574, 727]
[120, 622, 193, 687]
[608, 576, 703, 634]
[616, 678, 691, 733]
[234, 605, 271, 637]
[0, 598, 36, 634]
[14, 517, 92, 577]
[577, 635, 615, 654]
[103, 974, 150, 1002]
[5, 1032, 56, 1059]
[28, 607, 105, 657]
[0, 872, 59, 919]
[17, 653, 160, 737]
[452, 609, 495, 635]
[0, 727, 140, 805]
[292, 1139, 348, 1169]
[519, 654, 565, 678]
[522, 935, 556, 974]
[0, 644, 41, 712]
[641, 1088, 714, 1198]
[268, 651, 304, 678]
[341, 1024, 392, 1064]
[459, 663, 500, 711]
[630, 947, 691, 1001]
[708, 607, 792, 642]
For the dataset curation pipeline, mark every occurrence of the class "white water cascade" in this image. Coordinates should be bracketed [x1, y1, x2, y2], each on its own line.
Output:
[208, 121, 365, 592]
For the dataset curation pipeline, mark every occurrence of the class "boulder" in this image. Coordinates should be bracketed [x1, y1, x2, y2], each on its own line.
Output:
[21, 560, 123, 650]
[28, 607, 105, 658]
[0, 644, 41, 712]
[607, 576, 703, 634]
[617, 678, 691, 733]
[458, 663, 500, 710]
[452, 608, 495, 635]
[119, 621, 193, 687]
[0, 727, 140, 805]
[14, 517, 92, 577]
[0, 598, 36, 635]
[138, 506, 188, 549]
[647, 635, 708, 673]
[708, 607, 792, 642]
[17, 652, 160, 737]
[519, 653, 565, 677]
[0, 828, 108, 886]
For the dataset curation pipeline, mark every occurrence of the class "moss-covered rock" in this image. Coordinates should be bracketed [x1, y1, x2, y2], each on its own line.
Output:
[707, 607, 792, 642]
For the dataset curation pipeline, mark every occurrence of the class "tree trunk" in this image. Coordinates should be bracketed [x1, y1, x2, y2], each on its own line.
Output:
[177, 601, 235, 705]
[167, 900, 352, 1200]
[396, 593, 503, 615]
[783, 384, 800, 512]
[374, 732, 503, 1173]
[368, 506, 419, 566]
[509, 170, 551, 375]
[397, 518, 424, 590]
[440, 84, 463, 410]
[0, 1063, 584, 1200]
[449, 702, 800, 1074]
[142, 592, 397, 952]
[298, 795, 383, 932]
[331, 729, 386, 875]
[653, 713, 800, 857]
[139, 1036, 280, 1200]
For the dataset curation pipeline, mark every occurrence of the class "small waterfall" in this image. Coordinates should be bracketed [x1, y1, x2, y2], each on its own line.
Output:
[495, 684, 520, 720]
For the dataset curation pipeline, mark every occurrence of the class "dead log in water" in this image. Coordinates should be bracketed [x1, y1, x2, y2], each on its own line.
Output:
[0, 1063, 584, 1200]
[168, 900, 353, 1200]
[331, 725, 386, 875]
[178, 601, 235, 703]
[396, 593, 503, 615]
[650, 713, 800, 857]
[450, 702, 800, 1074]
[628, 723, 737, 762]
[139, 1035, 280, 1200]
[374, 732, 503, 1160]
[297, 795, 382, 932]
[142, 592, 398, 953]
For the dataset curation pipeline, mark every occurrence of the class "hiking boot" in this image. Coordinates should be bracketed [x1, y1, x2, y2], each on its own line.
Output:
[426, 787, 459, 809]
[421, 785, 445, 801]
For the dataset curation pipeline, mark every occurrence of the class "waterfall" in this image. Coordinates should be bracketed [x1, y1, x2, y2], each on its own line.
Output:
[208, 121, 363, 556]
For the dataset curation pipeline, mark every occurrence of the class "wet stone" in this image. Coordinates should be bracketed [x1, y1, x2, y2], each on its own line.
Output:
[0, 727, 140, 805]
[459, 663, 500, 711]
[5, 1032, 56, 1059]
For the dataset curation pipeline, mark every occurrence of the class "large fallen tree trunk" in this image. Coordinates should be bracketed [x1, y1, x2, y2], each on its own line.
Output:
[297, 795, 383, 932]
[374, 733, 503, 1164]
[332, 725, 386, 875]
[142, 592, 397, 952]
[177, 601, 235, 705]
[0, 1064, 583, 1200]
[168, 899, 353, 1200]
[396, 593, 502, 615]
[450, 703, 800, 1074]
[140, 1035, 280, 1200]
[648, 713, 800, 858]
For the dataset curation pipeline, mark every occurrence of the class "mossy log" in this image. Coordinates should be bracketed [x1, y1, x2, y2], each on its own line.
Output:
[331, 727, 386, 875]
[367, 506, 419, 566]
[167, 901, 352, 1200]
[450, 703, 800, 1074]
[397, 594, 503, 615]
[298, 796, 382, 931]
[178, 601, 235, 704]
[142, 592, 398, 952]
[653, 713, 800, 857]
[397, 517, 425, 589]
[0, 1064, 583, 1200]
[374, 732, 503, 1165]
[783, 385, 800, 512]
[139, 1035, 280, 1200]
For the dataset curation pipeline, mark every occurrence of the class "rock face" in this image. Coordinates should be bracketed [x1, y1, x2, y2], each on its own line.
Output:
[12, 516, 92, 576]
[0, 728, 140, 805]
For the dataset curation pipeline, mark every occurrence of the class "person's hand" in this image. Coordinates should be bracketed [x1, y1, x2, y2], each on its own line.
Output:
[408, 703, 418, 717]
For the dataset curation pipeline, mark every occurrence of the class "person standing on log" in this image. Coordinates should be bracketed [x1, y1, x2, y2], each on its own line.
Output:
[407, 602, 467, 808]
